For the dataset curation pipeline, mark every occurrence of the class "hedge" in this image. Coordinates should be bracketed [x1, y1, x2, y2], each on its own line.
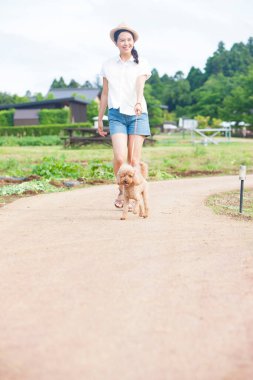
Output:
[0, 122, 92, 137]
[0, 109, 15, 126]
[38, 108, 70, 124]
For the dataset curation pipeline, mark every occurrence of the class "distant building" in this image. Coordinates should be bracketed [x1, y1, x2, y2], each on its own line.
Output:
[0, 97, 89, 126]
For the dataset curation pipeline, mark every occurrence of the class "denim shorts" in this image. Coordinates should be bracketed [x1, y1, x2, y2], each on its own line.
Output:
[108, 108, 151, 136]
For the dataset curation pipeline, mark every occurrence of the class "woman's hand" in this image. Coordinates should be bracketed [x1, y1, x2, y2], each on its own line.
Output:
[134, 103, 142, 116]
[97, 120, 108, 137]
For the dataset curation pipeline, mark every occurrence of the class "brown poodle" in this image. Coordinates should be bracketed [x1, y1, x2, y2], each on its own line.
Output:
[116, 162, 149, 220]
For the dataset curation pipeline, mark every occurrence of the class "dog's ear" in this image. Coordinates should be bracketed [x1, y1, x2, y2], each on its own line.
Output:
[133, 170, 141, 185]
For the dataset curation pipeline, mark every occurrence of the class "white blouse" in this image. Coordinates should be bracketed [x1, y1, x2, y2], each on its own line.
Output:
[100, 55, 152, 116]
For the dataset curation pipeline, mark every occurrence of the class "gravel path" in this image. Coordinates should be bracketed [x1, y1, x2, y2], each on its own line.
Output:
[0, 175, 253, 380]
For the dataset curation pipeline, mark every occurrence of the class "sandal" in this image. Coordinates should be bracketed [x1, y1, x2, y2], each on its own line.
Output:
[115, 188, 124, 209]
[114, 199, 124, 208]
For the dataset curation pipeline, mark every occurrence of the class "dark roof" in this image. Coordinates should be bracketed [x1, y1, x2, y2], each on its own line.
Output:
[48, 88, 100, 102]
[0, 97, 89, 111]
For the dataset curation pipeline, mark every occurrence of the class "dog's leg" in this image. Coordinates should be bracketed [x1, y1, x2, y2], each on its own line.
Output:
[142, 189, 149, 218]
[139, 200, 144, 217]
[121, 196, 129, 220]
[133, 198, 140, 214]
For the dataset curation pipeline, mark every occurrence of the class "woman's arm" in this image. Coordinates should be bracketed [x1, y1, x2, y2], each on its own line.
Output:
[135, 75, 147, 115]
[98, 77, 109, 137]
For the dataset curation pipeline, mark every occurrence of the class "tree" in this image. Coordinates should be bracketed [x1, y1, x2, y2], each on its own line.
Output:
[221, 65, 253, 124]
[68, 79, 80, 88]
[189, 73, 233, 118]
[144, 83, 164, 127]
[148, 68, 164, 101]
[247, 37, 253, 56]
[87, 100, 99, 123]
[82, 80, 93, 88]
[50, 77, 67, 89]
[161, 76, 192, 113]
[187, 66, 205, 91]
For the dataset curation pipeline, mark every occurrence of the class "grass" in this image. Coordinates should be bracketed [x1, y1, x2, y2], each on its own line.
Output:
[0, 135, 253, 209]
[0, 136, 253, 180]
[206, 188, 253, 221]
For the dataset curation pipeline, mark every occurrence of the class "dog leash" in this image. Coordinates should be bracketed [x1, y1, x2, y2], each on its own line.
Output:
[130, 115, 138, 165]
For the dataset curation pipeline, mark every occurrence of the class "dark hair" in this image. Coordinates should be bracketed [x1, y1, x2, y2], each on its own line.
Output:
[114, 29, 139, 64]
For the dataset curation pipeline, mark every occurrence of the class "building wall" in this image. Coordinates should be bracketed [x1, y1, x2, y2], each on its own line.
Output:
[70, 102, 87, 122]
[14, 118, 39, 126]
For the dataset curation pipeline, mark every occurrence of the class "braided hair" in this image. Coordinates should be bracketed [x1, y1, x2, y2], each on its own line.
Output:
[114, 29, 139, 64]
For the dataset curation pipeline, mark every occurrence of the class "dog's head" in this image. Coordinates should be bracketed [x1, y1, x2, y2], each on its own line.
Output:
[117, 164, 141, 187]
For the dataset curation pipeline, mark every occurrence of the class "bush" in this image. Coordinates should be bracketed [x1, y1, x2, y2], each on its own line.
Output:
[0, 135, 62, 146]
[38, 108, 70, 124]
[0, 122, 92, 137]
[0, 109, 15, 126]
[32, 156, 85, 179]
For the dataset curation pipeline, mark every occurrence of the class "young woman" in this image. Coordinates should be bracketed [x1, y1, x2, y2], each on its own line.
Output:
[98, 23, 151, 208]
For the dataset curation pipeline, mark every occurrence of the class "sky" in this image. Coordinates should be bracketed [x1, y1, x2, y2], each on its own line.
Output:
[0, 0, 253, 96]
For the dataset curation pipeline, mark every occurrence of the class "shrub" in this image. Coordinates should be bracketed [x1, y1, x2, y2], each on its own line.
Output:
[38, 108, 70, 124]
[0, 122, 92, 137]
[0, 109, 15, 126]
[32, 156, 85, 179]
[0, 136, 62, 146]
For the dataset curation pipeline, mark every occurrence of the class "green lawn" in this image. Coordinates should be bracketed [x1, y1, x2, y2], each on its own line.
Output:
[0, 136, 252, 181]
[0, 136, 252, 212]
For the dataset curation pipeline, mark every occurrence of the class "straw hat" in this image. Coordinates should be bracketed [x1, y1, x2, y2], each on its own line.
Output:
[110, 23, 139, 43]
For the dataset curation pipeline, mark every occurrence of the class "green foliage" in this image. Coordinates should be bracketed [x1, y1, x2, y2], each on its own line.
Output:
[0, 122, 92, 137]
[32, 157, 114, 181]
[207, 189, 253, 220]
[194, 115, 210, 128]
[189, 74, 234, 118]
[87, 100, 99, 123]
[32, 156, 85, 179]
[144, 83, 164, 127]
[0, 136, 62, 146]
[0, 158, 20, 174]
[83, 160, 114, 180]
[38, 108, 70, 124]
[145, 36, 253, 122]
[194, 145, 207, 157]
[68, 79, 80, 88]
[50, 77, 96, 90]
[3, 36, 253, 131]
[0, 109, 15, 126]
[187, 67, 206, 91]
[0, 180, 65, 196]
[50, 76, 68, 89]
[205, 40, 253, 77]
[0, 92, 30, 105]
[220, 66, 253, 124]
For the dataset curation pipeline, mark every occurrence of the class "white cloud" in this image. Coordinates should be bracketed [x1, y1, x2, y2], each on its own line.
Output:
[0, 0, 253, 95]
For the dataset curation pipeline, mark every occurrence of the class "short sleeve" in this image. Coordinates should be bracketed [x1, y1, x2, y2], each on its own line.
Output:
[100, 62, 107, 78]
[138, 58, 152, 80]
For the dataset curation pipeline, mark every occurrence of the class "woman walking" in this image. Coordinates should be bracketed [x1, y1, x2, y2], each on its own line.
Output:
[98, 23, 151, 208]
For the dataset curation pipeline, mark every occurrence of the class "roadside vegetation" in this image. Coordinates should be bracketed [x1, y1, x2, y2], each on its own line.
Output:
[206, 189, 253, 221]
[0, 136, 252, 208]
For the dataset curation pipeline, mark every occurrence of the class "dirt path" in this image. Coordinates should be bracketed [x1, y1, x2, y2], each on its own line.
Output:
[0, 175, 253, 380]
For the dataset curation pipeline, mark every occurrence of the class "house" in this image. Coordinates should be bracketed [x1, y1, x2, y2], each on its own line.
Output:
[47, 88, 101, 103]
[0, 97, 89, 126]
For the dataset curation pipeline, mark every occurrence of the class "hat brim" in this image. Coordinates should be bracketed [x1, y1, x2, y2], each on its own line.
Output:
[110, 26, 139, 43]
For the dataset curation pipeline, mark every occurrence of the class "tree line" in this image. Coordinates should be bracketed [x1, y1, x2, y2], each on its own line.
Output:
[147, 37, 253, 126]
[1, 37, 253, 127]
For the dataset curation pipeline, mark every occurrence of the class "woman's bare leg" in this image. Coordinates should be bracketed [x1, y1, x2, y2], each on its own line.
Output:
[127, 135, 145, 167]
[111, 133, 128, 207]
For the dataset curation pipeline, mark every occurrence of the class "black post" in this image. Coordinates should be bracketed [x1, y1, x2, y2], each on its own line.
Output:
[239, 179, 244, 214]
